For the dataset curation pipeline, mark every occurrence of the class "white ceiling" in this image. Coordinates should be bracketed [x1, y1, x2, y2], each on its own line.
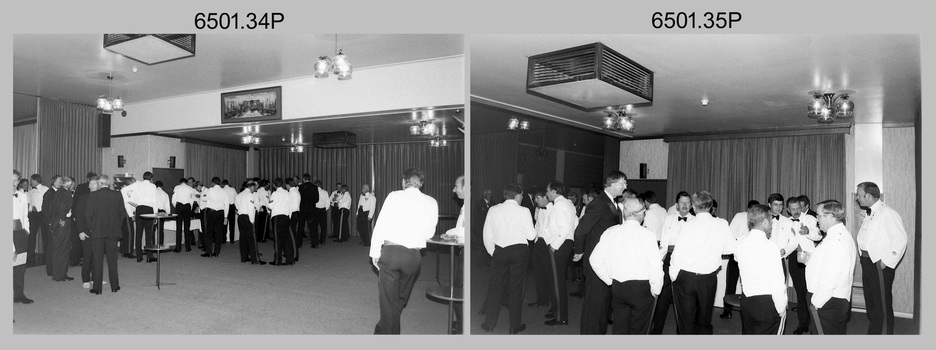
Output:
[13, 34, 465, 124]
[470, 34, 921, 138]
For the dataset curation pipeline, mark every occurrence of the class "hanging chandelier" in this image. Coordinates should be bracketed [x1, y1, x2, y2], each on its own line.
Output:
[314, 34, 352, 80]
[241, 134, 260, 145]
[408, 110, 440, 136]
[96, 75, 124, 114]
[429, 137, 447, 147]
[807, 90, 854, 123]
[602, 110, 635, 133]
[289, 144, 305, 153]
[507, 117, 530, 131]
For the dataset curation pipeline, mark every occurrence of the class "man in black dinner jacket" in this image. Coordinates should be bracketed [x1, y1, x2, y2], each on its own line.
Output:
[573, 170, 627, 334]
[84, 175, 126, 294]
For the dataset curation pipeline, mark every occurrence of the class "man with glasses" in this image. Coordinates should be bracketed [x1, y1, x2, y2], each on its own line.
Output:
[807, 200, 857, 334]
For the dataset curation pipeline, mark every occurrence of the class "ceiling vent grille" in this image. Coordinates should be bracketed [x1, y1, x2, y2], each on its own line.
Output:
[312, 131, 357, 149]
[104, 34, 196, 65]
[527, 42, 653, 111]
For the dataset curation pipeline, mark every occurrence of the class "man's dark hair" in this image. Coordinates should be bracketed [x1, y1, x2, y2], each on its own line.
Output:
[786, 196, 800, 206]
[154, 181, 164, 188]
[86, 172, 97, 180]
[285, 177, 295, 186]
[260, 179, 270, 187]
[797, 195, 811, 206]
[547, 181, 566, 197]
[503, 183, 523, 200]
[746, 200, 760, 209]
[603, 170, 627, 188]
[313, 179, 322, 186]
[767, 193, 784, 204]
[211, 177, 221, 185]
[676, 191, 691, 202]
[143, 172, 153, 180]
[273, 178, 284, 188]
[857, 182, 882, 199]
[639, 191, 657, 204]
[302, 173, 311, 182]
[221, 179, 230, 186]
[179, 178, 188, 184]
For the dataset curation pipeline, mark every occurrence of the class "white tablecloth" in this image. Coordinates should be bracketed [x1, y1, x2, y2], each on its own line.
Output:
[159, 219, 242, 245]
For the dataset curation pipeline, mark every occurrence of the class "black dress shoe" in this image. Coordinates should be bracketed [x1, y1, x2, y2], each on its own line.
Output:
[13, 297, 34, 304]
[137, 257, 144, 262]
[90, 289, 102, 295]
[211, 254, 218, 257]
[311, 245, 318, 249]
[185, 247, 191, 252]
[480, 323, 495, 332]
[111, 286, 121, 293]
[719, 311, 732, 319]
[793, 326, 809, 335]
[528, 302, 548, 307]
[509, 324, 527, 334]
[147, 258, 158, 263]
[545, 319, 568, 326]
[269, 262, 281, 266]
[545, 311, 555, 319]
[122, 253, 136, 259]
[201, 253, 211, 257]
[241, 259, 249, 263]
[283, 261, 295, 266]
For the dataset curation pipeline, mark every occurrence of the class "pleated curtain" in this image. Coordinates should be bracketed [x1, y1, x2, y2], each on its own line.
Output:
[184, 142, 248, 186]
[13, 123, 38, 177]
[665, 133, 846, 219]
[37, 99, 102, 182]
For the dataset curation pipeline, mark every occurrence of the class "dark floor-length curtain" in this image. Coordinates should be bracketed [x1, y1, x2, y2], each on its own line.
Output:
[37, 99, 102, 181]
[665, 134, 846, 219]
[184, 142, 247, 186]
[14, 123, 38, 177]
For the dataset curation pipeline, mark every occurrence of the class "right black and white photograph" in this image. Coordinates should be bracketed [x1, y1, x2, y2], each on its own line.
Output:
[468, 34, 921, 335]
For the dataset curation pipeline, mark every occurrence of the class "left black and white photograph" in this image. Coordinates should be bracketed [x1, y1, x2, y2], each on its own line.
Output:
[12, 34, 466, 334]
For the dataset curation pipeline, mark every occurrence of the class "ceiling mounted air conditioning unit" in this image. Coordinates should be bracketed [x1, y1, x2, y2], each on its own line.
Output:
[312, 131, 357, 149]
[527, 42, 653, 111]
[104, 34, 196, 65]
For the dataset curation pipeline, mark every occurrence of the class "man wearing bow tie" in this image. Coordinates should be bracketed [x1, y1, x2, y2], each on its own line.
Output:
[855, 182, 907, 334]
[650, 191, 693, 333]
[787, 196, 820, 334]
[767, 193, 797, 263]
[573, 170, 626, 334]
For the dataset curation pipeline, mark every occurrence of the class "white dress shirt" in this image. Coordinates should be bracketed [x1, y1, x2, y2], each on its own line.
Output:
[770, 214, 797, 258]
[444, 204, 465, 240]
[171, 183, 195, 207]
[358, 192, 376, 219]
[659, 212, 694, 258]
[268, 188, 291, 217]
[156, 189, 171, 213]
[857, 200, 908, 268]
[28, 184, 49, 212]
[590, 220, 663, 296]
[791, 212, 822, 262]
[120, 183, 137, 217]
[806, 222, 857, 308]
[643, 203, 667, 241]
[224, 185, 238, 207]
[235, 189, 257, 223]
[483, 199, 535, 256]
[204, 185, 230, 217]
[667, 204, 678, 216]
[129, 180, 160, 208]
[369, 187, 439, 260]
[669, 212, 733, 279]
[534, 205, 549, 241]
[543, 195, 577, 250]
[14, 189, 30, 232]
[735, 229, 788, 315]
[728, 212, 749, 240]
[255, 187, 270, 210]
[316, 187, 329, 209]
[288, 187, 301, 213]
[337, 191, 352, 210]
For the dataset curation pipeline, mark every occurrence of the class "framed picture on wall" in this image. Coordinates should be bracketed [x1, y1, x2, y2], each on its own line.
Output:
[221, 86, 282, 124]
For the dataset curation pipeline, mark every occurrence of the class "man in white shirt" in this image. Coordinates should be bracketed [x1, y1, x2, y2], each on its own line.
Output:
[128, 172, 160, 263]
[639, 191, 667, 241]
[356, 184, 377, 246]
[268, 178, 294, 265]
[370, 168, 438, 334]
[254, 179, 271, 243]
[668, 190, 733, 334]
[786, 196, 820, 334]
[236, 181, 265, 265]
[14, 170, 34, 304]
[590, 197, 662, 334]
[222, 180, 238, 244]
[721, 199, 760, 320]
[529, 189, 552, 309]
[807, 200, 857, 335]
[312, 180, 329, 246]
[335, 184, 352, 242]
[650, 190, 693, 334]
[202, 177, 230, 258]
[27, 174, 49, 266]
[481, 183, 535, 334]
[444, 175, 466, 333]
[855, 181, 907, 334]
[171, 178, 196, 252]
[118, 177, 137, 258]
[734, 204, 787, 334]
[543, 181, 578, 327]
[286, 178, 301, 259]
[767, 193, 797, 261]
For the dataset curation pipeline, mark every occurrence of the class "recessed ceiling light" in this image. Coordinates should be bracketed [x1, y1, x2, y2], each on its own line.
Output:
[132, 66, 138, 73]
[701, 98, 709, 106]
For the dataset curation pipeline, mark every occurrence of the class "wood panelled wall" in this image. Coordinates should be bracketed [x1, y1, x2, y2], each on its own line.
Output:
[258, 141, 464, 237]
[878, 127, 916, 315]
[37, 99, 102, 182]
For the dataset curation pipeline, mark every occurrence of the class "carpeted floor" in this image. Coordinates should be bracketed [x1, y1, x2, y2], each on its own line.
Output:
[13, 236, 458, 334]
[469, 261, 917, 335]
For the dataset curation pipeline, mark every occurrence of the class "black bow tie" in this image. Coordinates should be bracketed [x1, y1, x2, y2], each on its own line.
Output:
[772, 215, 780, 220]
[791, 218, 799, 222]
[865, 208, 872, 216]
[677, 216, 687, 222]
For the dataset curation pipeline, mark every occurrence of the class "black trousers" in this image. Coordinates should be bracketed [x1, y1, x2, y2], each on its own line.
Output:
[860, 254, 895, 334]
[299, 209, 314, 239]
[135, 206, 155, 259]
[530, 238, 551, 305]
[807, 293, 850, 335]
[580, 252, 612, 334]
[313, 207, 327, 243]
[290, 212, 301, 258]
[238, 215, 259, 263]
[374, 244, 422, 334]
[198, 209, 207, 249]
[13, 228, 28, 299]
[484, 244, 528, 330]
[227, 204, 237, 243]
[788, 252, 810, 329]
[611, 279, 655, 334]
[69, 220, 84, 265]
[205, 209, 225, 255]
[175, 203, 193, 250]
[650, 250, 674, 334]
[548, 240, 573, 322]
[255, 208, 268, 241]
[671, 269, 718, 334]
[356, 208, 371, 245]
[50, 219, 73, 280]
[338, 208, 350, 240]
[26, 212, 43, 266]
[120, 217, 133, 255]
[91, 237, 119, 292]
[272, 215, 294, 264]
[723, 254, 740, 312]
[330, 206, 340, 237]
[81, 235, 94, 283]
[740, 294, 781, 334]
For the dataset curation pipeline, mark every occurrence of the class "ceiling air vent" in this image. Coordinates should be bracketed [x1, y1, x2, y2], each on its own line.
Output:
[312, 131, 357, 149]
[527, 42, 653, 111]
[104, 34, 196, 65]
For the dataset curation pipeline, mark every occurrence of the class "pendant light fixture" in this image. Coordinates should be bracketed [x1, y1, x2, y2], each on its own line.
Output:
[314, 34, 352, 80]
